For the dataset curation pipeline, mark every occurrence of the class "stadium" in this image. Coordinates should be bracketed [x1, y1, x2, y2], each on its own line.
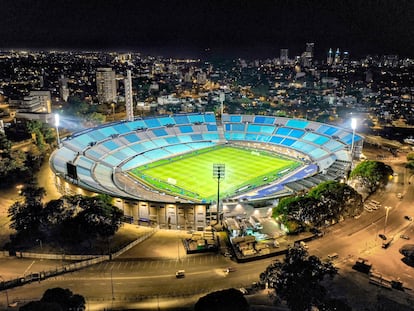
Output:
[50, 113, 363, 230]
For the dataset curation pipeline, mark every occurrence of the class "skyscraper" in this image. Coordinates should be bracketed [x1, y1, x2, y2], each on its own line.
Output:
[96, 68, 117, 104]
[280, 48, 289, 64]
[306, 42, 314, 59]
[59, 75, 69, 102]
[327, 48, 333, 65]
[334, 48, 341, 65]
[302, 43, 314, 67]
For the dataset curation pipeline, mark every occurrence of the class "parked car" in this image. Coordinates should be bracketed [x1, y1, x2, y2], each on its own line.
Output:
[364, 205, 373, 212]
[175, 270, 185, 278]
[400, 235, 410, 240]
[382, 241, 392, 249]
[404, 216, 413, 221]
[310, 228, 324, 237]
[378, 234, 387, 240]
[327, 253, 339, 260]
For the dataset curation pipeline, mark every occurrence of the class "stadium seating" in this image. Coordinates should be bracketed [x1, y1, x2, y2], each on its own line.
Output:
[50, 113, 362, 200]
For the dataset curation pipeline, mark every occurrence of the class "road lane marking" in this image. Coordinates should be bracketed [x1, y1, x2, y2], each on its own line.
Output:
[23, 260, 36, 275]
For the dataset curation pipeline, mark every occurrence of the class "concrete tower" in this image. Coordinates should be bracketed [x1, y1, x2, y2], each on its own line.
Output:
[125, 70, 134, 121]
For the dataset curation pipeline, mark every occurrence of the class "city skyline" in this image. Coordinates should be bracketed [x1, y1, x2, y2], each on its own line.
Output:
[0, 0, 413, 59]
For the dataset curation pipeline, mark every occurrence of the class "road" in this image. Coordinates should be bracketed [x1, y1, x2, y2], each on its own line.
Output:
[1, 148, 414, 310]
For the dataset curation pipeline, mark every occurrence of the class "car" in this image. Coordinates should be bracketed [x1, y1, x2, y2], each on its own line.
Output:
[378, 234, 387, 240]
[223, 252, 232, 258]
[382, 241, 392, 249]
[310, 228, 324, 237]
[404, 216, 413, 221]
[400, 235, 410, 240]
[224, 267, 236, 273]
[364, 205, 373, 212]
[238, 288, 249, 295]
[175, 270, 185, 278]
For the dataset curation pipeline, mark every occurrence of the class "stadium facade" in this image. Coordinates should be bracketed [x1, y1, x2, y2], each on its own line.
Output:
[50, 113, 363, 230]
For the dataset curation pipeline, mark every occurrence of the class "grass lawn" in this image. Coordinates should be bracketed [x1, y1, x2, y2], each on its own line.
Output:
[129, 145, 301, 201]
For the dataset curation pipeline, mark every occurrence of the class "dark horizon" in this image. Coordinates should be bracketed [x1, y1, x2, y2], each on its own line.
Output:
[1, 0, 413, 60]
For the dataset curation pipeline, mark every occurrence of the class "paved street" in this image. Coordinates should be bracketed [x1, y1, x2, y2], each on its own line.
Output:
[1, 148, 414, 310]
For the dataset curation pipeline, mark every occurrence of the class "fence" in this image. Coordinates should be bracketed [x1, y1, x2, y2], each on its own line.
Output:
[0, 228, 157, 292]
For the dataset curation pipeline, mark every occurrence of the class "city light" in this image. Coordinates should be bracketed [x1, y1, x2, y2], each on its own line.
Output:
[55, 113, 60, 146]
[350, 118, 357, 168]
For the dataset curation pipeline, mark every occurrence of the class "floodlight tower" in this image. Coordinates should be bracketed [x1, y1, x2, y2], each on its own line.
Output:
[219, 91, 225, 116]
[213, 163, 225, 225]
[55, 113, 60, 146]
[350, 118, 357, 168]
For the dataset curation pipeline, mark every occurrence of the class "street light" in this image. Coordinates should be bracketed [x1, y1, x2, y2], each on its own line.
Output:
[384, 206, 391, 235]
[55, 113, 60, 146]
[0, 275, 9, 309]
[213, 164, 225, 225]
[350, 118, 357, 168]
[111, 103, 116, 120]
[36, 239, 42, 250]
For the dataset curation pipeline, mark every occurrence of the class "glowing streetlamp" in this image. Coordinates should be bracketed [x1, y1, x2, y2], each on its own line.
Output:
[36, 238, 42, 250]
[213, 163, 225, 225]
[55, 113, 60, 146]
[111, 103, 116, 120]
[350, 118, 357, 168]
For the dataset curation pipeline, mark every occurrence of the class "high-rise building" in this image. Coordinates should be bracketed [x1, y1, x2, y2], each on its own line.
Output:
[342, 51, 350, 65]
[96, 68, 117, 103]
[302, 43, 314, 67]
[59, 75, 69, 102]
[327, 48, 333, 65]
[334, 48, 341, 65]
[306, 43, 314, 58]
[280, 48, 289, 64]
[28, 90, 51, 113]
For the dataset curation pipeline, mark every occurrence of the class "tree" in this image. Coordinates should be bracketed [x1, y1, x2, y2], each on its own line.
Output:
[260, 245, 337, 311]
[0, 132, 29, 186]
[8, 180, 46, 241]
[407, 152, 414, 161]
[195, 288, 249, 311]
[0, 132, 12, 154]
[59, 195, 123, 244]
[273, 181, 363, 230]
[19, 287, 85, 311]
[19, 301, 62, 311]
[350, 160, 393, 193]
[27, 120, 54, 151]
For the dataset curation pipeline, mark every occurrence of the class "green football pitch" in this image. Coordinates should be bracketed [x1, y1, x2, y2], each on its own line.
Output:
[129, 145, 301, 201]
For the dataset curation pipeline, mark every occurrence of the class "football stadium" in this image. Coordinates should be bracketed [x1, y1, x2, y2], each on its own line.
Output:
[50, 113, 363, 230]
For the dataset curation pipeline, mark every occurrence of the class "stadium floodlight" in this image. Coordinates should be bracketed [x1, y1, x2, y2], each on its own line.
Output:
[350, 118, 357, 168]
[213, 163, 225, 225]
[55, 113, 60, 146]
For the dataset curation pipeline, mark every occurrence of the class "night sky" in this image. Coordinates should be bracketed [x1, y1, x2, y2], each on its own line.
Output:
[1, 0, 413, 59]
